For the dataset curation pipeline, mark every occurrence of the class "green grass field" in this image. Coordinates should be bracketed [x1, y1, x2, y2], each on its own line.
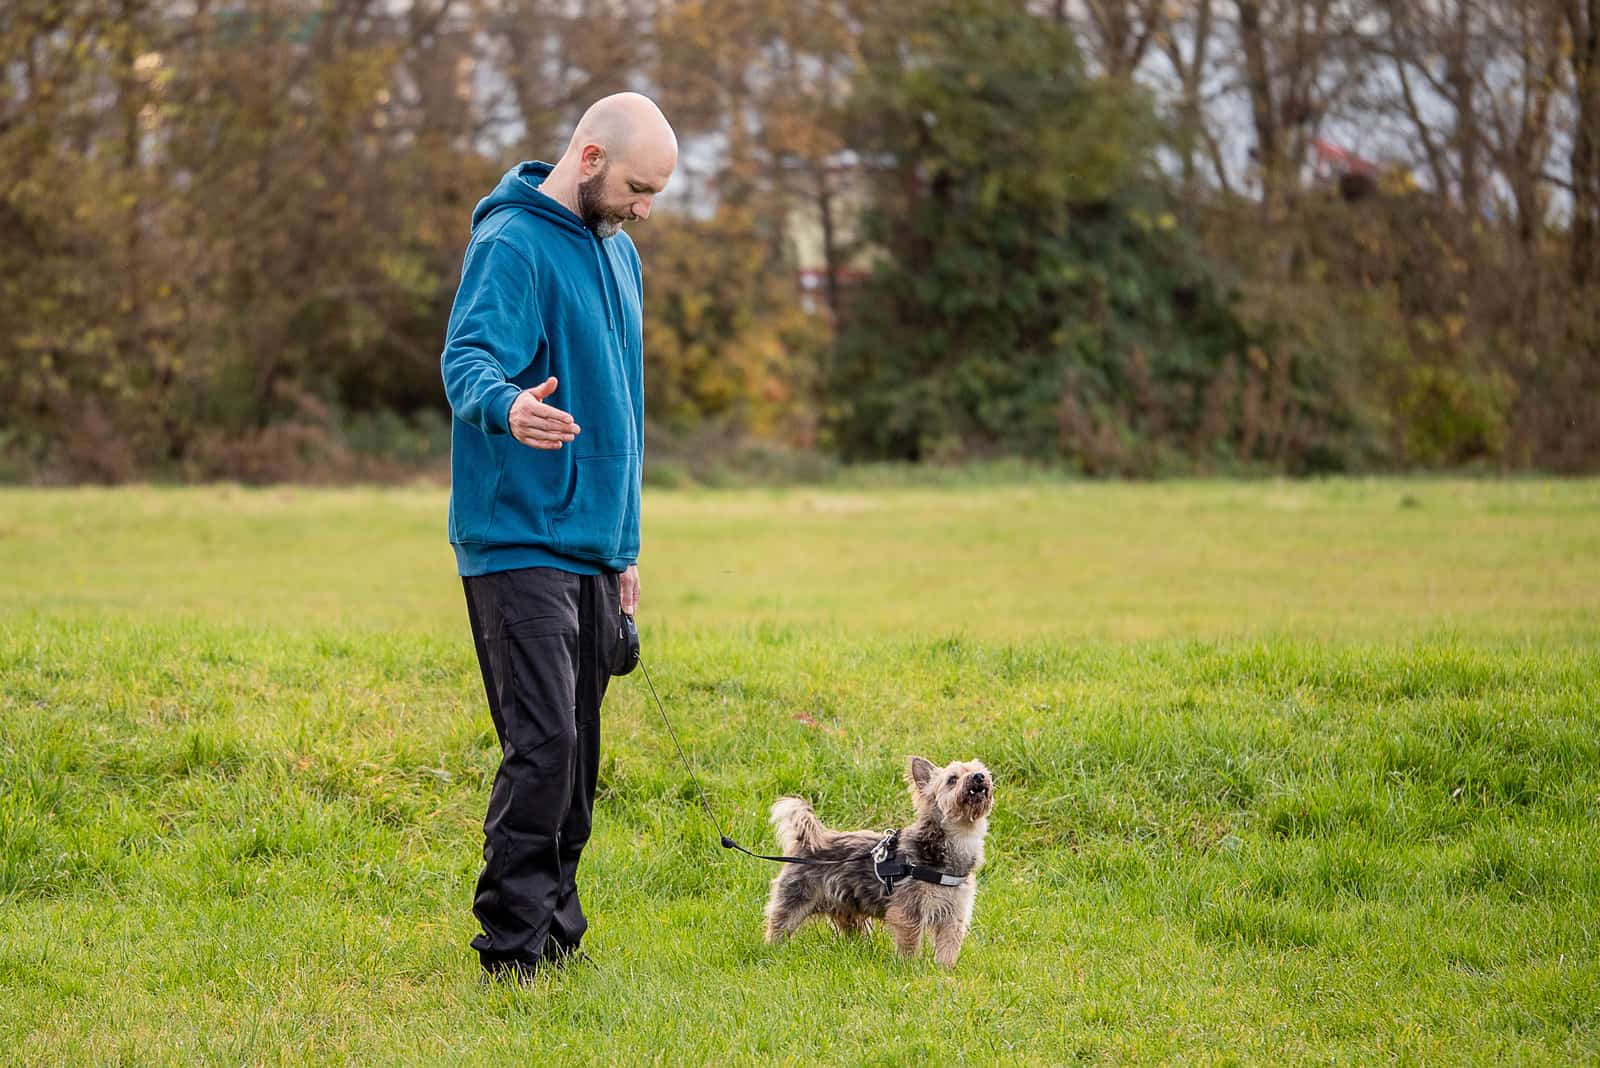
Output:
[2, 478, 1597, 1064]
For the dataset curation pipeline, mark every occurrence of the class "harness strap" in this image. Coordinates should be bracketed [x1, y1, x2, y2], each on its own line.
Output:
[871, 830, 968, 893]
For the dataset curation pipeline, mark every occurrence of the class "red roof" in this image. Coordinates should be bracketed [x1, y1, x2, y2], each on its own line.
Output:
[1311, 138, 1377, 177]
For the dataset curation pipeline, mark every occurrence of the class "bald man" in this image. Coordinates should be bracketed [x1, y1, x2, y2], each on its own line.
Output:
[440, 93, 677, 982]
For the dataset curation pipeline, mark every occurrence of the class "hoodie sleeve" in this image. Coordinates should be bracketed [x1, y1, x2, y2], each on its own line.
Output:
[440, 237, 544, 435]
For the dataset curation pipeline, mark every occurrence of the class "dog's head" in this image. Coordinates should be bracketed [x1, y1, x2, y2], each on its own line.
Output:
[907, 756, 994, 826]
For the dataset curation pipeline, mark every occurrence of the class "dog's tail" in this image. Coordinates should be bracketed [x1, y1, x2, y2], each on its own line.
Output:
[770, 796, 826, 856]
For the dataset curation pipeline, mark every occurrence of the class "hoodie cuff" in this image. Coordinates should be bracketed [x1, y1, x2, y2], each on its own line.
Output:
[488, 385, 522, 435]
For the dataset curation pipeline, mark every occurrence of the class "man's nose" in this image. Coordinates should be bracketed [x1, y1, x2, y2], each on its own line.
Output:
[633, 195, 653, 220]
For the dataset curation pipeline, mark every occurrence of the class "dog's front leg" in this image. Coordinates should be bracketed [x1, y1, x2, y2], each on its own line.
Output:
[930, 922, 967, 968]
[884, 903, 921, 957]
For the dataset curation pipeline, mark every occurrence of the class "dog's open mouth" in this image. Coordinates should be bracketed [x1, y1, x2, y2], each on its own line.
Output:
[962, 779, 993, 815]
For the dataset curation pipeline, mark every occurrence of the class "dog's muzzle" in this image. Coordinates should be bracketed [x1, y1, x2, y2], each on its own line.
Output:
[961, 772, 993, 816]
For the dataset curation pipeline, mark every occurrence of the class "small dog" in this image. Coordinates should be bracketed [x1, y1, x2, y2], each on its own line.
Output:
[763, 756, 994, 967]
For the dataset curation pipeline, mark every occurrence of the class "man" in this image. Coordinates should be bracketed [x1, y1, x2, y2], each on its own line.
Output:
[440, 92, 677, 982]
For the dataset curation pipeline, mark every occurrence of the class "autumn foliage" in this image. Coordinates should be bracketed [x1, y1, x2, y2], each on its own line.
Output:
[1, 0, 1595, 481]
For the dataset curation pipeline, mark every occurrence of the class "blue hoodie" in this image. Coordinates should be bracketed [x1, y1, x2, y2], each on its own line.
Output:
[441, 161, 644, 577]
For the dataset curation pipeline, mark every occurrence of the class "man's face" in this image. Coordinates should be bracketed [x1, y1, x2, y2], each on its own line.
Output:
[576, 148, 675, 239]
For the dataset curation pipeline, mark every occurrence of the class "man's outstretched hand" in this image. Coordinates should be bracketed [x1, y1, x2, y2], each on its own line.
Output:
[509, 377, 580, 450]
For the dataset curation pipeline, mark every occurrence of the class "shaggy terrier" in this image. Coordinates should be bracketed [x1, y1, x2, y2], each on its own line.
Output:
[763, 756, 994, 967]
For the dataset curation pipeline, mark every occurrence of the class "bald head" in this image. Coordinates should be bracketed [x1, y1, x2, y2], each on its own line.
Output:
[546, 92, 678, 237]
[565, 92, 678, 179]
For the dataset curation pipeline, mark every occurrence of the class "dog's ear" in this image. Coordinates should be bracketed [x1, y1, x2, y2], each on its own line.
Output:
[907, 756, 936, 791]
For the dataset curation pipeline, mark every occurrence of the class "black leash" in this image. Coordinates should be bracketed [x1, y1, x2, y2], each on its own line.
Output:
[629, 626, 967, 890]
[635, 652, 838, 867]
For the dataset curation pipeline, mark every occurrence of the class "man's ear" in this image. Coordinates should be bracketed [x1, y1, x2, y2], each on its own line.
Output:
[907, 756, 935, 790]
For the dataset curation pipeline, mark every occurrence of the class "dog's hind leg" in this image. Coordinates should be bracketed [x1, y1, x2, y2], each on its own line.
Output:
[764, 903, 813, 944]
[828, 910, 872, 938]
[764, 876, 816, 944]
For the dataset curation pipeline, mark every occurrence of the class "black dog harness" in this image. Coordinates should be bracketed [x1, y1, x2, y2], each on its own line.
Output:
[871, 830, 968, 893]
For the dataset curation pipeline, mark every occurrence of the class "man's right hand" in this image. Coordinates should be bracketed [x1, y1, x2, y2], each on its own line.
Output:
[508, 377, 580, 450]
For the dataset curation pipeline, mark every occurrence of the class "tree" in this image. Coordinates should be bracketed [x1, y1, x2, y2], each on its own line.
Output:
[630, 207, 827, 447]
[1230, 0, 1377, 224]
[1047, 0, 1164, 81]
[831, 0, 1218, 466]
[1560, 0, 1600, 286]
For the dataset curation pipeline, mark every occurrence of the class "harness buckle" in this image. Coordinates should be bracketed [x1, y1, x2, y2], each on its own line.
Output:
[872, 829, 900, 893]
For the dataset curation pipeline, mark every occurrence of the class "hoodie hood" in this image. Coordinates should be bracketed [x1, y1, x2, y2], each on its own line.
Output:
[471, 160, 588, 236]
[470, 159, 634, 343]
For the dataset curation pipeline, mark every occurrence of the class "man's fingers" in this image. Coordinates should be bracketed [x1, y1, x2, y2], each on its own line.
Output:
[619, 566, 640, 616]
[511, 423, 580, 449]
[515, 416, 576, 433]
[519, 406, 578, 429]
[508, 387, 581, 449]
[510, 415, 580, 436]
[511, 385, 578, 430]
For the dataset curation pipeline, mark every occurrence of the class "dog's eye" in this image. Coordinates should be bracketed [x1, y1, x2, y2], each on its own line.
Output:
[947, 774, 958, 785]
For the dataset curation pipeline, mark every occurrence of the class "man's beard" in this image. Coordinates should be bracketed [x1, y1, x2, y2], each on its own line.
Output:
[577, 168, 627, 239]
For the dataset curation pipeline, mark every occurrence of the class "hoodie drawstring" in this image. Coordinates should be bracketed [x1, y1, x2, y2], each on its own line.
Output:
[591, 235, 622, 345]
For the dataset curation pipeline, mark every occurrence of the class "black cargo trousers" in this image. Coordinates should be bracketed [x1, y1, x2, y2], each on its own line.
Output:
[461, 566, 622, 973]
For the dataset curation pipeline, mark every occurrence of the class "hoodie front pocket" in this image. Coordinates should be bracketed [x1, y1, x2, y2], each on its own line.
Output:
[552, 453, 633, 562]
[449, 434, 510, 543]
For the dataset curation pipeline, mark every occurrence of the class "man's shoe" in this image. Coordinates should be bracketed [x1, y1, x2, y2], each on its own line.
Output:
[480, 957, 541, 986]
[541, 940, 589, 968]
